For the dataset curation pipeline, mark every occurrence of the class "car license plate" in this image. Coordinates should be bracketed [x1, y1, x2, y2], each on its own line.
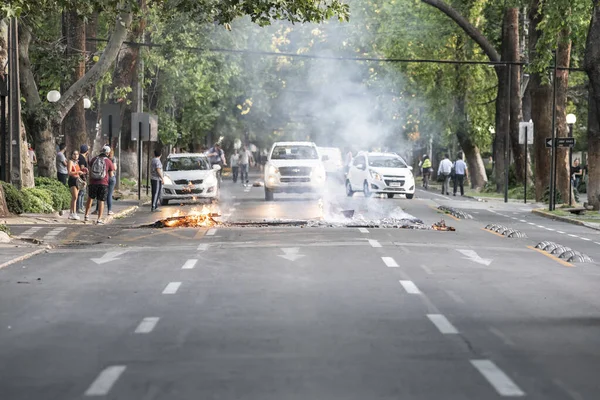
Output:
[390, 182, 402, 187]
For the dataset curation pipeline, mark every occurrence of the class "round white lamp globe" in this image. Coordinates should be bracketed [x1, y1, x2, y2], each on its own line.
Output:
[83, 98, 92, 109]
[47, 90, 61, 103]
[566, 113, 577, 125]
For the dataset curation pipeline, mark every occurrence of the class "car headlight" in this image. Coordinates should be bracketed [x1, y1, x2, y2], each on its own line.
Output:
[267, 164, 279, 175]
[369, 169, 383, 181]
[163, 175, 173, 185]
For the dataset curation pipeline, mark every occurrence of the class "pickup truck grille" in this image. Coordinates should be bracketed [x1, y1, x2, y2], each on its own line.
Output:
[174, 179, 203, 185]
[281, 177, 311, 183]
[175, 188, 203, 194]
[279, 167, 312, 176]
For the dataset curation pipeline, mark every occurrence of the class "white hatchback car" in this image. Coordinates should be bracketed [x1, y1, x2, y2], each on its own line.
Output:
[161, 153, 221, 205]
[346, 152, 415, 199]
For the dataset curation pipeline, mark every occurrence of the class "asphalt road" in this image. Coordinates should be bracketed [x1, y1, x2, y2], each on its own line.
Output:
[2, 177, 600, 399]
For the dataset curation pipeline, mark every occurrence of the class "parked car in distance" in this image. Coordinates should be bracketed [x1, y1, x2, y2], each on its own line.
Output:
[346, 151, 415, 199]
[264, 141, 326, 201]
[161, 153, 221, 205]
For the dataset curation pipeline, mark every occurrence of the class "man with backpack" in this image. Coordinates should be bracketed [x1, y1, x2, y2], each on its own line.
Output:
[84, 145, 115, 225]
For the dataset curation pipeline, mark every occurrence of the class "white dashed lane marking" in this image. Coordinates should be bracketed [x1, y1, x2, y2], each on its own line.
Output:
[381, 257, 399, 267]
[399, 280, 421, 294]
[358, 228, 369, 233]
[519, 220, 526, 223]
[134, 317, 160, 334]
[568, 234, 579, 238]
[427, 314, 458, 334]
[197, 243, 209, 251]
[162, 282, 182, 294]
[181, 259, 198, 269]
[557, 231, 565, 234]
[84, 366, 127, 396]
[470, 360, 525, 397]
[206, 229, 217, 236]
[369, 239, 382, 248]
[581, 237, 591, 241]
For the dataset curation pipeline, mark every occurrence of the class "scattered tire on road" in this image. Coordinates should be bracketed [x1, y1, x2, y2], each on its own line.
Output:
[438, 206, 473, 219]
[484, 224, 528, 238]
[534, 241, 594, 263]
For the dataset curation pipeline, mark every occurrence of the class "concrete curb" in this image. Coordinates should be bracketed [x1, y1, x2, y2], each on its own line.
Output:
[0, 248, 48, 270]
[531, 209, 600, 232]
[107, 205, 139, 223]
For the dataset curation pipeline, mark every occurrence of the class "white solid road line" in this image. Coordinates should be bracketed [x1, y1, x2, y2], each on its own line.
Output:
[399, 280, 421, 294]
[471, 360, 525, 397]
[206, 228, 217, 236]
[381, 257, 399, 267]
[134, 317, 160, 334]
[162, 282, 182, 294]
[427, 314, 459, 334]
[84, 365, 127, 396]
[197, 243, 210, 251]
[181, 259, 198, 269]
[359, 228, 369, 233]
[369, 239, 382, 248]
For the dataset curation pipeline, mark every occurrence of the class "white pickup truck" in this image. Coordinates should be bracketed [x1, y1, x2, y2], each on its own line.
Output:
[263, 141, 327, 201]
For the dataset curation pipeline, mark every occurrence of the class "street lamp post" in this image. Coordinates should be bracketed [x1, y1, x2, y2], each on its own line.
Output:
[566, 113, 577, 206]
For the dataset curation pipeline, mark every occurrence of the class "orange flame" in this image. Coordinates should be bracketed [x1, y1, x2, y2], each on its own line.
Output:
[163, 206, 219, 228]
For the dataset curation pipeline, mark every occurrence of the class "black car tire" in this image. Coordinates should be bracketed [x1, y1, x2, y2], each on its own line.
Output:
[161, 199, 169, 206]
[406, 194, 414, 199]
[265, 188, 274, 201]
[346, 181, 354, 197]
[363, 181, 372, 198]
[387, 193, 394, 199]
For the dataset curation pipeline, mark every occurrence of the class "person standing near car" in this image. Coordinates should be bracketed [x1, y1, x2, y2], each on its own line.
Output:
[77, 145, 89, 214]
[56, 143, 68, 185]
[151, 149, 164, 212]
[230, 149, 240, 183]
[438, 153, 453, 196]
[84, 146, 114, 225]
[239, 145, 253, 185]
[453, 153, 467, 196]
[421, 155, 432, 190]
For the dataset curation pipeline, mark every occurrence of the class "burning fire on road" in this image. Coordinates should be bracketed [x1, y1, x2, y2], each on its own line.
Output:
[151, 206, 221, 228]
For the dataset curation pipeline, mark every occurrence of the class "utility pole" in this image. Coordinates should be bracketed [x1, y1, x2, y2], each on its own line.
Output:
[0, 74, 7, 183]
[8, 17, 22, 189]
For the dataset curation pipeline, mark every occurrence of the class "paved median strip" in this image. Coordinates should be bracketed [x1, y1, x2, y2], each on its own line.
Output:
[470, 360, 525, 397]
[162, 282, 182, 294]
[84, 365, 127, 396]
[427, 314, 458, 334]
[134, 317, 160, 334]
[381, 257, 398, 267]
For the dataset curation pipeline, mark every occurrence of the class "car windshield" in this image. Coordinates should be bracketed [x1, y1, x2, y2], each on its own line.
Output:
[368, 156, 408, 168]
[271, 145, 319, 160]
[166, 157, 210, 171]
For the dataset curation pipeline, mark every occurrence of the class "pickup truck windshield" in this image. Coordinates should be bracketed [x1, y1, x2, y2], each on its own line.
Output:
[271, 146, 319, 160]
[166, 157, 210, 171]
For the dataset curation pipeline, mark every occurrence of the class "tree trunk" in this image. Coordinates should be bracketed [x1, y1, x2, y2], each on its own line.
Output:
[62, 11, 87, 153]
[493, 63, 509, 192]
[584, 2, 600, 210]
[555, 29, 573, 205]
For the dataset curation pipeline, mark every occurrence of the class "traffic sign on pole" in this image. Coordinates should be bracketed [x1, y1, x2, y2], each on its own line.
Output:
[545, 138, 553, 148]
[556, 137, 575, 148]
[519, 121, 534, 144]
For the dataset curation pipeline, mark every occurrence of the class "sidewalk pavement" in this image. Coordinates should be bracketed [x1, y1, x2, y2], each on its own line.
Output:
[0, 200, 139, 226]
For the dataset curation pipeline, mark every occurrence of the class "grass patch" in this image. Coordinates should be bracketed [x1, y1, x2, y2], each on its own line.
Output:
[0, 224, 10, 235]
[543, 209, 600, 224]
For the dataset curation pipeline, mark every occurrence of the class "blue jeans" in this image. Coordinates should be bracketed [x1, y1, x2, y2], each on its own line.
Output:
[240, 164, 249, 183]
[107, 176, 116, 212]
[77, 187, 85, 211]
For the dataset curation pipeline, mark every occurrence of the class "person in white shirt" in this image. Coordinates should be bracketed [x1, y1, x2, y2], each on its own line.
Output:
[239, 145, 254, 185]
[453, 153, 468, 196]
[230, 150, 240, 183]
[437, 153, 453, 196]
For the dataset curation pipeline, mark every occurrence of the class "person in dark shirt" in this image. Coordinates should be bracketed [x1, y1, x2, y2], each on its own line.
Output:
[77, 145, 89, 213]
[571, 159, 583, 190]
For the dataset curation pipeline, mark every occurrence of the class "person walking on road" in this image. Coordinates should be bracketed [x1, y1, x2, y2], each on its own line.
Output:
[77, 145, 89, 214]
[67, 149, 86, 220]
[438, 154, 453, 196]
[84, 145, 114, 225]
[56, 143, 68, 185]
[453, 153, 467, 196]
[230, 150, 240, 183]
[207, 143, 226, 182]
[421, 155, 432, 190]
[151, 149, 164, 212]
[239, 145, 253, 185]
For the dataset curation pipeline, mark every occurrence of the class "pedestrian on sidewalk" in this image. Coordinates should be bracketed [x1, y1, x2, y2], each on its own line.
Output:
[239, 145, 253, 185]
[28, 143, 37, 176]
[571, 159, 583, 191]
[95, 148, 117, 215]
[438, 153, 452, 196]
[56, 143, 68, 185]
[67, 149, 86, 220]
[84, 145, 115, 224]
[421, 155, 432, 190]
[230, 150, 240, 183]
[77, 145, 89, 214]
[453, 153, 467, 196]
[151, 149, 164, 212]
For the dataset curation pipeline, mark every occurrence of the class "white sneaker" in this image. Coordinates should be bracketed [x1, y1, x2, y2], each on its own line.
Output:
[108, 211, 114, 215]
[68, 213, 80, 220]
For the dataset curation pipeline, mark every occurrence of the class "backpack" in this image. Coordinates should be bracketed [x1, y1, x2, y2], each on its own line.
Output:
[90, 156, 107, 180]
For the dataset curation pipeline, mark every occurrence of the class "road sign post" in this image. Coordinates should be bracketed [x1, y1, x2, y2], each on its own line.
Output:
[519, 121, 533, 204]
[132, 112, 150, 201]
